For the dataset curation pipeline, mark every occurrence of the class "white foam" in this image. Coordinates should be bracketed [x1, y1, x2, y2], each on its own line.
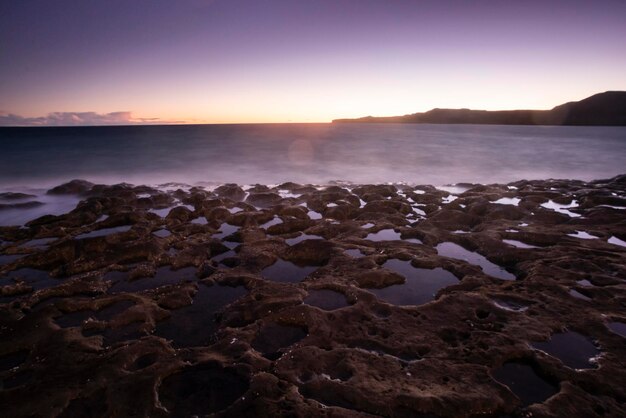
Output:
[278, 190, 301, 198]
[442, 195, 458, 204]
[438, 185, 470, 194]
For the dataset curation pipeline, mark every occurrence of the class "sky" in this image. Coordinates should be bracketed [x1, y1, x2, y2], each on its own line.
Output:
[1, 0, 625, 125]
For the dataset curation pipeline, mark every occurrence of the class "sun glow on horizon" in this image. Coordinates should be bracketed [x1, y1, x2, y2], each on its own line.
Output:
[1, 1, 625, 125]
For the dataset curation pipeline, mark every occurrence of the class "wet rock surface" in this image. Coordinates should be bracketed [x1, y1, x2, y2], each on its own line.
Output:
[0, 176, 625, 417]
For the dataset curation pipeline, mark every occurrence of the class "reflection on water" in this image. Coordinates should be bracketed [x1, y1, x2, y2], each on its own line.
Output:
[108, 266, 196, 293]
[155, 283, 246, 347]
[303, 289, 349, 310]
[261, 259, 317, 283]
[365, 228, 421, 244]
[252, 322, 307, 360]
[492, 362, 558, 406]
[531, 331, 599, 369]
[502, 239, 539, 249]
[368, 260, 458, 306]
[607, 322, 626, 338]
[2, 124, 625, 188]
[436, 242, 515, 280]
[75, 225, 132, 239]
[285, 233, 323, 246]
[344, 248, 365, 258]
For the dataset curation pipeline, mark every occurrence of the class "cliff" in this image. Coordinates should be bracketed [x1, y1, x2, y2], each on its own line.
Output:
[332, 91, 626, 126]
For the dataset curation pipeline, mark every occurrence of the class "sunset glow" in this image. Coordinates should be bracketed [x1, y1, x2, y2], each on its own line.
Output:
[1, 0, 625, 125]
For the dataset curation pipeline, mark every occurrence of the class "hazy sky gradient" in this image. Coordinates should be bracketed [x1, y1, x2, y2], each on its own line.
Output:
[1, 0, 625, 124]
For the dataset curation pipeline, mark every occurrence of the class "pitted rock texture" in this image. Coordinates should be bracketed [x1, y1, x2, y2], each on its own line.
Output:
[1, 176, 625, 417]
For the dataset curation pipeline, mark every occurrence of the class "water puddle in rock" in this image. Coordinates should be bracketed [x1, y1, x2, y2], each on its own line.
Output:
[607, 236, 626, 248]
[285, 233, 323, 246]
[365, 229, 421, 244]
[436, 242, 515, 280]
[438, 185, 471, 194]
[492, 362, 558, 406]
[227, 207, 243, 214]
[108, 266, 196, 293]
[0, 350, 29, 372]
[576, 279, 593, 287]
[191, 217, 208, 225]
[251, 323, 307, 360]
[150, 204, 194, 218]
[308, 211, 322, 220]
[607, 322, 626, 338]
[212, 250, 236, 264]
[304, 289, 349, 311]
[56, 300, 135, 329]
[155, 283, 246, 347]
[22, 237, 56, 249]
[567, 231, 598, 240]
[492, 298, 528, 312]
[0, 254, 24, 265]
[345, 248, 365, 258]
[75, 225, 132, 239]
[261, 259, 317, 283]
[99, 322, 145, 346]
[260, 217, 283, 229]
[368, 260, 458, 306]
[213, 223, 239, 241]
[158, 363, 249, 415]
[152, 229, 171, 238]
[149, 207, 173, 217]
[442, 195, 458, 204]
[361, 223, 375, 229]
[4, 268, 60, 291]
[493, 197, 521, 206]
[531, 331, 599, 369]
[569, 289, 591, 301]
[597, 204, 626, 210]
[540, 200, 581, 218]
[503, 239, 539, 249]
[1, 369, 35, 390]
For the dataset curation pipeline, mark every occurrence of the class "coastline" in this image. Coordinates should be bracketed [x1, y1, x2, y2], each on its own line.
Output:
[1, 175, 625, 416]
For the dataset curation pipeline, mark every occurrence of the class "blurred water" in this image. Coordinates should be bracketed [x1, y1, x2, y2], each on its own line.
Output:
[0, 123, 625, 189]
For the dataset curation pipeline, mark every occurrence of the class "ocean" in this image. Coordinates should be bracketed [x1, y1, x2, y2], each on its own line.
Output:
[1, 123, 625, 189]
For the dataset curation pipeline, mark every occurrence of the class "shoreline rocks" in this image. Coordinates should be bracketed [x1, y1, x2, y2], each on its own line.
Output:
[0, 176, 625, 417]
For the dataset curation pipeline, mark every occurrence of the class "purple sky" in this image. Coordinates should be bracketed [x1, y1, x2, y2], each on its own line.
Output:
[1, 0, 625, 124]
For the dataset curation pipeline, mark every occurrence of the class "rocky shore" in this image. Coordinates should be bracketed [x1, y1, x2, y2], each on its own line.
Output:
[1, 176, 625, 417]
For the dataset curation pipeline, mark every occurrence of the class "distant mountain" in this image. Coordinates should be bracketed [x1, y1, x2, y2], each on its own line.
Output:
[332, 91, 626, 126]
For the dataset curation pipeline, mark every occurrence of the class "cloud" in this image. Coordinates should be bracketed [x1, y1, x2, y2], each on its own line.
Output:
[0, 111, 182, 126]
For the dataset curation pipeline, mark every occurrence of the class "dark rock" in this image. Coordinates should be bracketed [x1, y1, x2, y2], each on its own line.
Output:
[47, 179, 94, 195]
